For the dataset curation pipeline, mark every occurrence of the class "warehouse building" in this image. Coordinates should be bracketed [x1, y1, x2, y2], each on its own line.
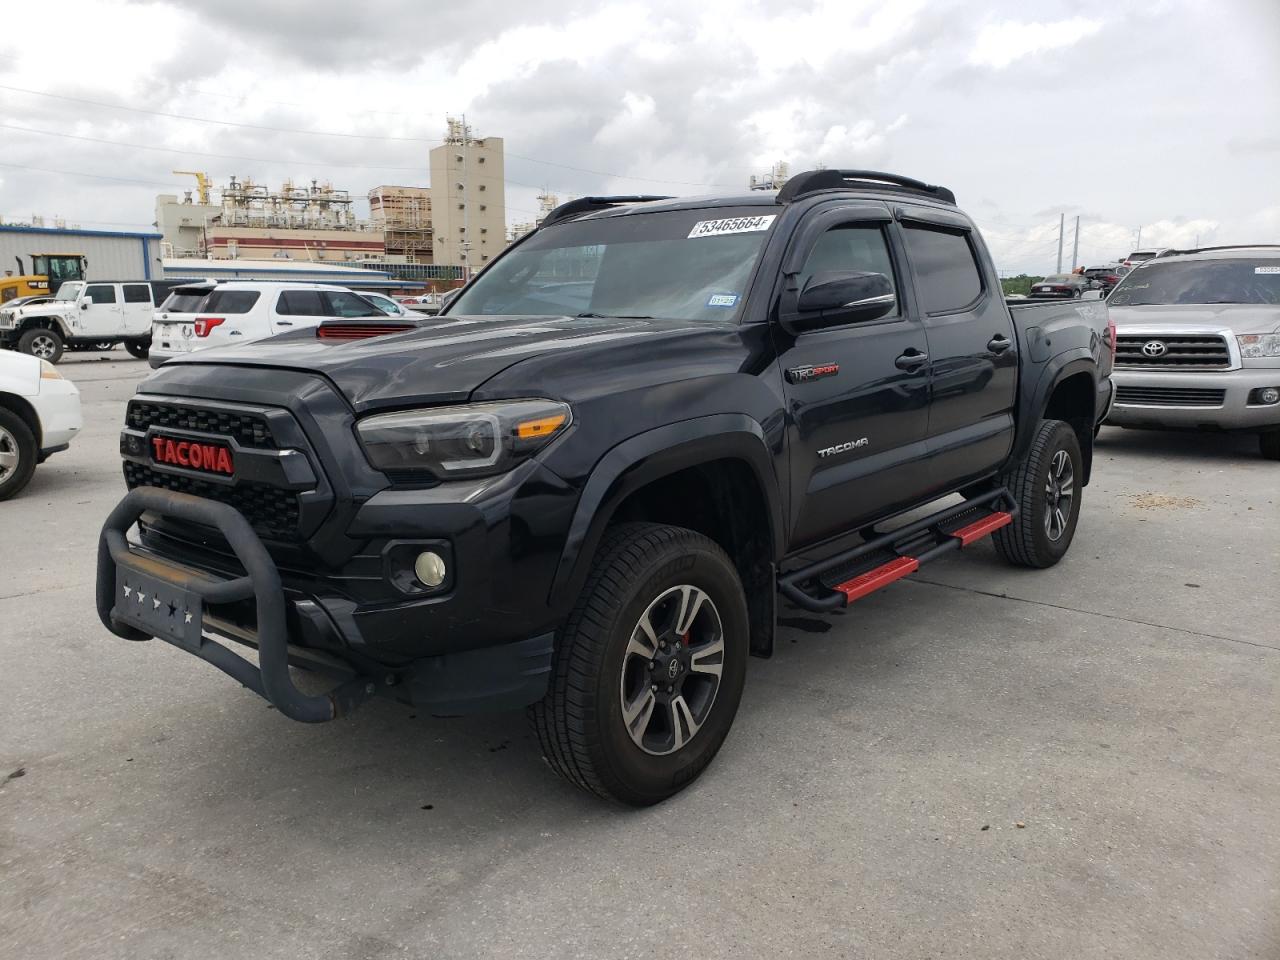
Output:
[158, 257, 419, 292]
[0, 224, 164, 281]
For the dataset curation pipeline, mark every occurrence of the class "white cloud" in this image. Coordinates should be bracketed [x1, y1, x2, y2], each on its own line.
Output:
[968, 17, 1104, 69]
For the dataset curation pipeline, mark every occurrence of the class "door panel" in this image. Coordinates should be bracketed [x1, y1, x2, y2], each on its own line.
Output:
[273, 289, 327, 335]
[898, 216, 1018, 490]
[777, 214, 933, 549]
[82, 283, 124, 336]
[121, 283, 154, 335]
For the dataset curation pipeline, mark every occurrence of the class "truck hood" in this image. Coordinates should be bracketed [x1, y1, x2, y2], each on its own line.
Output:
[1109, 303, 1280, 335]
[165, 314, 720, 411]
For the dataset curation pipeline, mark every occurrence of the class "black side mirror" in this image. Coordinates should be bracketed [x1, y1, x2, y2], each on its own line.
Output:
[786, 271, 895, 332]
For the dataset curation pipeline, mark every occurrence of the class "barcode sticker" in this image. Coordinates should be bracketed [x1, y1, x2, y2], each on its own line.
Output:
[688, 215, 777, 239]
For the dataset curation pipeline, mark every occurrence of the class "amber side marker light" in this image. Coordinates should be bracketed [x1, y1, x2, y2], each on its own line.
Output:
[516, 413, 567, 440]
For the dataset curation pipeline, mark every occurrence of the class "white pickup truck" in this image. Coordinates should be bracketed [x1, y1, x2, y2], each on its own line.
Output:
[0, 280, 162, 362]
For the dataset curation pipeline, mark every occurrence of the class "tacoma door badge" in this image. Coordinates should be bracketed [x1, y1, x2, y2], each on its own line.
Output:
[786, 362, 840, 384]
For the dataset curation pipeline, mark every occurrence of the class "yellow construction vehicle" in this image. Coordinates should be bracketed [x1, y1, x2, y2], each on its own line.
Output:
[0, 254, 89, 303]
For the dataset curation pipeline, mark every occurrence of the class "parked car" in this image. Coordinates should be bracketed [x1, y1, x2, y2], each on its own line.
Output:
[0, 280, 186, 361]
[1083, 266, 1126, 295]
[97, 168, 1112, 805]
[0, 350, 82, 499]
[1105, 245, 1280, 459]
[1121, 250, 1162, 269]
[148, 281, 388, 368]
[358, 292, 414, 318]
[1030, 274, 1091, 299]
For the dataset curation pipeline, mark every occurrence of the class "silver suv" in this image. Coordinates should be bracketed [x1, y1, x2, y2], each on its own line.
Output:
[1105, 245, 1280, 459]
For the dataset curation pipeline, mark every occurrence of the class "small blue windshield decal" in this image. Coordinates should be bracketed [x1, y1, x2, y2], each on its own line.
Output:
[707, 293, 739, 307]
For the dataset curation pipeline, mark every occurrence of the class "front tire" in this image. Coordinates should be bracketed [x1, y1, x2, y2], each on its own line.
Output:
[124, 338, 150, 359]
[993, 418, 1083, 568]
[0, 407, 37, 501]
[18, 327, 63, 363]
[1260, 431, 1280, 461]
[530, 522, 749, 805]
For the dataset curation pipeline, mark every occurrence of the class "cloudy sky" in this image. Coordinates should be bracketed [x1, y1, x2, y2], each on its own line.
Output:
[1, 0, 1276, 274]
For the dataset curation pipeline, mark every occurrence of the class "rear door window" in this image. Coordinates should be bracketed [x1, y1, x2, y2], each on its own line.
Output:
[203, 290, 261, 314]
[902, 225, 983, 313]
[276, 290, 325, 316]
[85, 284, 117, 304]
[123, 283, 152, 304]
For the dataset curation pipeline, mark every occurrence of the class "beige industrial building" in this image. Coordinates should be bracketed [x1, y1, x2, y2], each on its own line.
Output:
[368, 185, 433, 262]
[155, 193, 220, 258]
[429, 118, 507, 271]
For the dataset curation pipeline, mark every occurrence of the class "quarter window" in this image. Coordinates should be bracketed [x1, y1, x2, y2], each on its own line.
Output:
[902, 225, 983, 313]
[85, 284, 117, 304]
[123, 283, 152, 304]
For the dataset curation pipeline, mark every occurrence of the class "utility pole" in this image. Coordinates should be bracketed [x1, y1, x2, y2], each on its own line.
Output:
[1135, 226, 1142, 250]
[1056, 213, 1064, 274]
[461, 113, 471, 283]
[1070, 215, 1080, 271]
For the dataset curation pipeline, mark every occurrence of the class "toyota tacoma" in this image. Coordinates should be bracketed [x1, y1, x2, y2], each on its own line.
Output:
[97, 170, 1113, 805]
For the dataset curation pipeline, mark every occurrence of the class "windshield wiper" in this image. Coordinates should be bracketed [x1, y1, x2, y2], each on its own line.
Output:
[575, 312, 655, 320]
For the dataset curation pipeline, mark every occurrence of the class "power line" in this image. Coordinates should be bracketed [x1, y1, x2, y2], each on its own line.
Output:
[0, 82, 730, 188]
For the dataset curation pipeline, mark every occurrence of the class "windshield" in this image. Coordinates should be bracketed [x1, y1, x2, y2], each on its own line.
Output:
[55, 282, 85, 301]
[448, 207, 777, 322]
[1109, 258, 1280, 306]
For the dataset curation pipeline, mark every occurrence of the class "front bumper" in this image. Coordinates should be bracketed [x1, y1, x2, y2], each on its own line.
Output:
[35, 377, 82, 452]
[98, 487, 557, 720]
[1107, 367, 1280, 430]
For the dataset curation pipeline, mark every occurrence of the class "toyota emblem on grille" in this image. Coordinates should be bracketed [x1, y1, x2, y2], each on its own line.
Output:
[1142, 340, 1168, 357]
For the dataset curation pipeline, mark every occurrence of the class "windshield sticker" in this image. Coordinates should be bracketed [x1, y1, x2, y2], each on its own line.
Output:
[707, 293, 739, 307]
[1255, 266, 1280, 274]
[688, 215, 777, 239]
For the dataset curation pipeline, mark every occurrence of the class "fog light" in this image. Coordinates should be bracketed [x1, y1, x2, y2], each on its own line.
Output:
[1259, 387, 1280, 405]
[414, 551, 447, 587]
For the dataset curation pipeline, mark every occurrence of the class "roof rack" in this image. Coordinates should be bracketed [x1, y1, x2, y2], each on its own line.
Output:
[1154, 244, 1280, 258]
[540, 195, 674, 228]
[777, 169, 956, 205]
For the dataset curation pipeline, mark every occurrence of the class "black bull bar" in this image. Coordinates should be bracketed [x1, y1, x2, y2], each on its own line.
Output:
[96, 486, 376, 722]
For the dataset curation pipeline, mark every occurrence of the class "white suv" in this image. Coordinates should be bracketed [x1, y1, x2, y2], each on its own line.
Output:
[149, 281, 388, 368]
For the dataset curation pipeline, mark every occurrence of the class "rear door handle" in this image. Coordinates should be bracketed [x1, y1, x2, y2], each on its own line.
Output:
[895, 349, 929, 370]
[988, 334, 1012, 353]
[276, 321, 293, 327]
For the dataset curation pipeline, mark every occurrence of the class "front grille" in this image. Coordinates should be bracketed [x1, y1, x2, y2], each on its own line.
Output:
[126, 400, 277, 449]
[124, 462, 302, 540]
[1115, 386, 1226, 407]
[1115, 334, 1230, 369]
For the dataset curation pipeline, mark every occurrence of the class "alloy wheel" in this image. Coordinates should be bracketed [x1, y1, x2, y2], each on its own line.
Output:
[1044, 448, 1076, 541]
[29, 335, 57, 359]
[619, 584, 725, 756]
[0, 425, 19, 482]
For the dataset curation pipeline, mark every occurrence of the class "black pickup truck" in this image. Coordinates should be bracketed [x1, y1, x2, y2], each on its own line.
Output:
[97, 170, 1114, 805]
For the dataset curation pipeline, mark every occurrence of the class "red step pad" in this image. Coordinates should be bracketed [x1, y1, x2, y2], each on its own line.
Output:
[950, 511, 1013, 546]
[833, 556, 919, 604]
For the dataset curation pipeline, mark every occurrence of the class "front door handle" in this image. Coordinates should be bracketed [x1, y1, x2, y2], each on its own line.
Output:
[988, 334, 1012, 353]
[895, 349, 929, 370]
[276, 321, 293, 327]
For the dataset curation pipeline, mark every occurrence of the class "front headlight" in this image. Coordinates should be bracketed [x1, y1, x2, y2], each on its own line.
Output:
[356, 399, 571, 480]
[39, 359, 63, 380]
[1238, 334, 1280, 359]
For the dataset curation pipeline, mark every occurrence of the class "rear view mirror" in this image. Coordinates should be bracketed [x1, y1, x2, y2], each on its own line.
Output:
[81, 297, 93, 309]
[788, 271, 895, 332]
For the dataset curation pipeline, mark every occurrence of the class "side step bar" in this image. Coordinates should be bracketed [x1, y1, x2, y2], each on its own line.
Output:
[778, 488, 1017, 612]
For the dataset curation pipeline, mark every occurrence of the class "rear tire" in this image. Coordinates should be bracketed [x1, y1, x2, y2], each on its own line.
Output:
[993, 419, 1082, 568]
[0, 407, 37, 501]
[1260, 431, 1280, 461]
[18, 327, 63, 363]
[530, 522, 749, 806]
[124, 338, 150, 359]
